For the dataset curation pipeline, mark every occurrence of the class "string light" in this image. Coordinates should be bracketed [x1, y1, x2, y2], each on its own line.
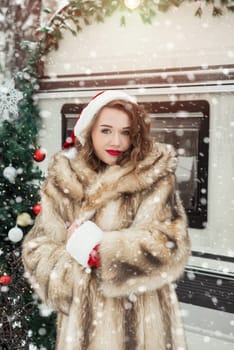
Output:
[124, 0, 141, 10]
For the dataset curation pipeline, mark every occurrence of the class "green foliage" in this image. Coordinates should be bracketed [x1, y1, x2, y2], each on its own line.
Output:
[191, 0, 234, 17]
[0, 36, 55, 350]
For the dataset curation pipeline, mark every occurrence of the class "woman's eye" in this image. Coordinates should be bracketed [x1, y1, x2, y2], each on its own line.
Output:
[101, 128, 111, 134]
[122, 130, 130, 136]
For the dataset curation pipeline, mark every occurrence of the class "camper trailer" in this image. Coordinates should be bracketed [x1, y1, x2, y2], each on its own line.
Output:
[37, 3, 234, 349]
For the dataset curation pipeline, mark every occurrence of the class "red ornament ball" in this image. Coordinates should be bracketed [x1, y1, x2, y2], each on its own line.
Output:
[33, 148, 46, 162]
[0, 275, 12, 285]
[32, 203, 41, 215]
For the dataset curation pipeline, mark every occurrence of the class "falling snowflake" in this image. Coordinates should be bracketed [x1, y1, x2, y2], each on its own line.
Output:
[0, 79, 23, 119]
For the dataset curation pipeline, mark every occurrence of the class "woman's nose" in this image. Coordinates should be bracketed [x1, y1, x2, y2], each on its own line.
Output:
[110, 132, 121, 146]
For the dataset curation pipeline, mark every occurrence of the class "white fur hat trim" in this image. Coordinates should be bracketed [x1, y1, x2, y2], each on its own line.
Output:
[74, 90, 137, 145]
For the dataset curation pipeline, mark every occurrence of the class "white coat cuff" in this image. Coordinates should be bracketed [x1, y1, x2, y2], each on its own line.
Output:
[66, 220, 103, 267]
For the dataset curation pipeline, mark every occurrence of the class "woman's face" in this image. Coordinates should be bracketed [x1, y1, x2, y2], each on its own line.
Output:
[91, 106, 132, 165]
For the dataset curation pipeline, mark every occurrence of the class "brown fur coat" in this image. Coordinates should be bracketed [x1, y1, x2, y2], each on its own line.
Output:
[22, 142, 190, 350]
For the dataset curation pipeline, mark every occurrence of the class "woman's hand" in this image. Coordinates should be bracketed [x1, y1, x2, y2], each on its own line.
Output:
[66, 220, 103, 268]
[67, 220, 79, 240]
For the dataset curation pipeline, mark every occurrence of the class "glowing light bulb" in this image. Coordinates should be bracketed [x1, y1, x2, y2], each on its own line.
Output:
[124, 0, 141, 10]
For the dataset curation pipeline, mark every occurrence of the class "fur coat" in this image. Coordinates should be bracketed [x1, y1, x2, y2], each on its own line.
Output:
[22, 142, 190, 350]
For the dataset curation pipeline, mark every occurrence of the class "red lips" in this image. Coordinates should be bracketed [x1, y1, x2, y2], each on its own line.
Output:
[106, 150, 121, 156]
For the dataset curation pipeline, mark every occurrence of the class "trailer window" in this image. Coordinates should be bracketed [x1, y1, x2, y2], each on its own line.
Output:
[144, 100, 209, 229]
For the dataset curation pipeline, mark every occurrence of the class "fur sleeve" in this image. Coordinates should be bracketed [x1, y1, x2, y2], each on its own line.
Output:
[22, 187, 89, 315]
[99, 173, 190, 298]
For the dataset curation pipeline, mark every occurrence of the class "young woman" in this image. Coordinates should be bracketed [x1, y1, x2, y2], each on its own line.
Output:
[22, 90, 190, 350]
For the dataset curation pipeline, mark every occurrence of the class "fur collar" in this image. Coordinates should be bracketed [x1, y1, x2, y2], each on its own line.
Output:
[48, 142, 177, 209]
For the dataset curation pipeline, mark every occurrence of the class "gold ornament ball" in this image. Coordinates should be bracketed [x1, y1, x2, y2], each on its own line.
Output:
[16, 212, 33, 227]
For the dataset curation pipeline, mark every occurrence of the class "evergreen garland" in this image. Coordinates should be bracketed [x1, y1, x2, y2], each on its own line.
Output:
[37, 0, 234, 55]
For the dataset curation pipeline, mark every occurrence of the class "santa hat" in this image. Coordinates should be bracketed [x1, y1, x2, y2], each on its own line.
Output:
[63, 128, 76, 149]
[72, 90, 137, 146]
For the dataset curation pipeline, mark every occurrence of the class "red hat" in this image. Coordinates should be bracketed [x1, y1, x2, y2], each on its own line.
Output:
[63, 90, 136, 148]
[63, 128, 76, 149]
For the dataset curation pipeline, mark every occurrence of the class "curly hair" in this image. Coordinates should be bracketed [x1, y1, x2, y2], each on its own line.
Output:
[77, 99, 153, 172]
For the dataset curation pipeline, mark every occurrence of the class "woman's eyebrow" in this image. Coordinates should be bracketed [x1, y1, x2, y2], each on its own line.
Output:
[99, 124, 130, 129]
[100, 124, 112, 127]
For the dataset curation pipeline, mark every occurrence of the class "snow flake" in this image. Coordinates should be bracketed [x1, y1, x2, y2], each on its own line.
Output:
[187, 271, 196, 280]
[124, 301, 133, 310]
[200, 197, 207, 205]
[50, 271, 58, 280]
[177, 148, 185, 155]
[166, 240, 176, 249]
[0, 79, 23, 119]
[40, 109, 51, 119]
[153, 195, 160, 203]
[15, 0, 26, 6]
[15, 196, 23, 203]
[161, 272, 168, 279]
[203, 336, 210, 343]
[203, 137, 209, 144]
[179, 308, 189, 317]
[138, 285, 146, 292]
[38, 303, 54, 317]
[1, 286, 9, 293]
[85, 267, 92, 274]
[38, 327, 47, 335]
[97, 311, 103, 318]
[12, 321, 22, 328]
[211, 296, 218, 305]
[128, 293, 137, 302]
[66, 336, 74, 344]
